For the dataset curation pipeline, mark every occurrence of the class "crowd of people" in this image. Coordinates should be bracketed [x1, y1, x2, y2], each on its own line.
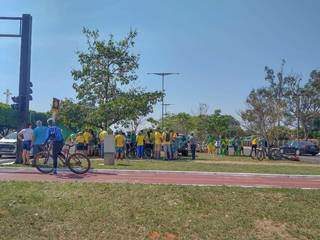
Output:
[72, 128, 198, 160]
[206, 135, 268, 158]
[117, 129, 198, 160]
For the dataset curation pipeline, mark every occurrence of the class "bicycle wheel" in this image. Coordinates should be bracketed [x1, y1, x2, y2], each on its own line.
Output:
[256, 149, 264, 161]
[271, 149, 282, 160]
[68, 153, 91, 174]
[144, 148, 152, 159]
[34, 151, 54, 174]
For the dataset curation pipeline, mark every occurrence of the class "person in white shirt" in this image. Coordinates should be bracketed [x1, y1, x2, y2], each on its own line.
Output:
[18, 123, 33, 165]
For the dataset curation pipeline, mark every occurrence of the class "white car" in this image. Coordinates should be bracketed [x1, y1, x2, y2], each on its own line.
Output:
[0, 132, 17, 158]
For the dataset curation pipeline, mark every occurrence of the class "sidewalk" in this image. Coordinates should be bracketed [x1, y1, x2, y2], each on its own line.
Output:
[1, 167, 320, 189]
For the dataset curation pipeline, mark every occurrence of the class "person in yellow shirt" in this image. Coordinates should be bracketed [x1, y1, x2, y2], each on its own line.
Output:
[136, 130, 145, 159]
[98, 129, 107, 158]
[75, 132, 85, 154]
[83, 129, 92, 155]
[114, 131, 125, 159]
[162, 129, 172, 160]
[154, 128, 162, 159]
[250, 136, 258, 158]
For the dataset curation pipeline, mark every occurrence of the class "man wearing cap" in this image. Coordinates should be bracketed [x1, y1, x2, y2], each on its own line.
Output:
[45, 118, 64, 175]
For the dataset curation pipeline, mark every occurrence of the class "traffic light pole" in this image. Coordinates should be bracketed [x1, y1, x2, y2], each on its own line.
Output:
[0, 14, 33, 163]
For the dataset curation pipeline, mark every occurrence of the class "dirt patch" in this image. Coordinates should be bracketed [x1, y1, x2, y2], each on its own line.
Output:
[255, 219, 300, 240]
[164, 232, 179, 240]
[0, 208, 9, 217]
[147, 231, 179, 240]
[147, 231, 161, 240]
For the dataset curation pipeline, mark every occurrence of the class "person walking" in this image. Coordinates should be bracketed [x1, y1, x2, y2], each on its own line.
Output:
[189, 133, 197, 160]
[162, 129, 172, 160]
[136, 131, 145, 159]
[45, 118, 64, 175]
[32, 120, 48, 165]
[154, 128, 162, 159]
[18, 123, 33, 165]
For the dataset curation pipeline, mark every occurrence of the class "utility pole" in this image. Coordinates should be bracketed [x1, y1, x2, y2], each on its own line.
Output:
[3, 89, 12, 104]
[147, 72, 179, 129]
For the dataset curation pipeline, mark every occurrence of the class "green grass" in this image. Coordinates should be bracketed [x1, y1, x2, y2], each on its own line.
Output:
[0, 182, 319, 239]
[91, 154, 320, 175]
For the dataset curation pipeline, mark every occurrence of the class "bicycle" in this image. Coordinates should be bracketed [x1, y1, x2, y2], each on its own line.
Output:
[34, 143, 91, 174]
[255, 147, 292, 161]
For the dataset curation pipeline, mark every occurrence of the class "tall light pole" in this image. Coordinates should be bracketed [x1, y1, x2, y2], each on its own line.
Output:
[147, 72, 179, 129]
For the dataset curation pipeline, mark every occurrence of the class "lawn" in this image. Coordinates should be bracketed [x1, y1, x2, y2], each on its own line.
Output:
[91, 153, 320, 175]
[0, 182, 319, 240]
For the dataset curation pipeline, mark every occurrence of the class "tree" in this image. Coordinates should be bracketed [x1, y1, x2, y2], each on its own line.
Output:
[297, 71, 320, 138]
[163, 112, 195, 134]
[0, 103, 49, 137]
[207, 110, 242, 138]
[162, 109, 242, 142]
[58, 99, 90, 132]
[71, 28, 162, 128]
[241, 88, 279, 142]
[264, 59, 288, 127]
[0, 103, 17, 136]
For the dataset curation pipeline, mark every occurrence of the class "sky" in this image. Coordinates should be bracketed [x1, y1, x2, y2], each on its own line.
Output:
[1, 0, 320, 120]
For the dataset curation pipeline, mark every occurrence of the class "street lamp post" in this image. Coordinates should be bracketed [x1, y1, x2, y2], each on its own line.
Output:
[147, 72, 179, 129]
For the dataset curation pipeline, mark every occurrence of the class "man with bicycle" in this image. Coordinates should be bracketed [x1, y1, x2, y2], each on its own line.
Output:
[45, 118, 64, 175]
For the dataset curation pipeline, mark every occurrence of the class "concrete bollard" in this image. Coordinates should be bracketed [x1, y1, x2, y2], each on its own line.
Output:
[103, 135, 115, 165]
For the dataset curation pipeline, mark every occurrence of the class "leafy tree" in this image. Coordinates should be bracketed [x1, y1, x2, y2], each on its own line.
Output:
[0, 103, 17, 136]
[241, 88, 278, 142]
[163, 112, 195, 134]
[58, 99, 90, 132]
[162, 109, 242, 142]
[264, 60, 288, 127]
[0, 103, 49, 137]
[297, 71, 320, 138]
[70, 28, 162, 128]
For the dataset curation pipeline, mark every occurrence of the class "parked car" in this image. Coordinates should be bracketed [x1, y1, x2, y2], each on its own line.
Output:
[0, 132, 17, 158]
[280, 141, 319, 156]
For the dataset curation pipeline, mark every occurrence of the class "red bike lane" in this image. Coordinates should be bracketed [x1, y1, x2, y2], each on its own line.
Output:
[0, 168, 320, 189]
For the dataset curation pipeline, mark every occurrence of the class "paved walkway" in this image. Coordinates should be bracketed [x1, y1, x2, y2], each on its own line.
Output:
[1, 168, 320, 189]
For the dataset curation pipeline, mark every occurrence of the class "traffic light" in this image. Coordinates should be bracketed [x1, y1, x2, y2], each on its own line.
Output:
[11, 96, 20, 110]
[27, 81, 33, 101]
